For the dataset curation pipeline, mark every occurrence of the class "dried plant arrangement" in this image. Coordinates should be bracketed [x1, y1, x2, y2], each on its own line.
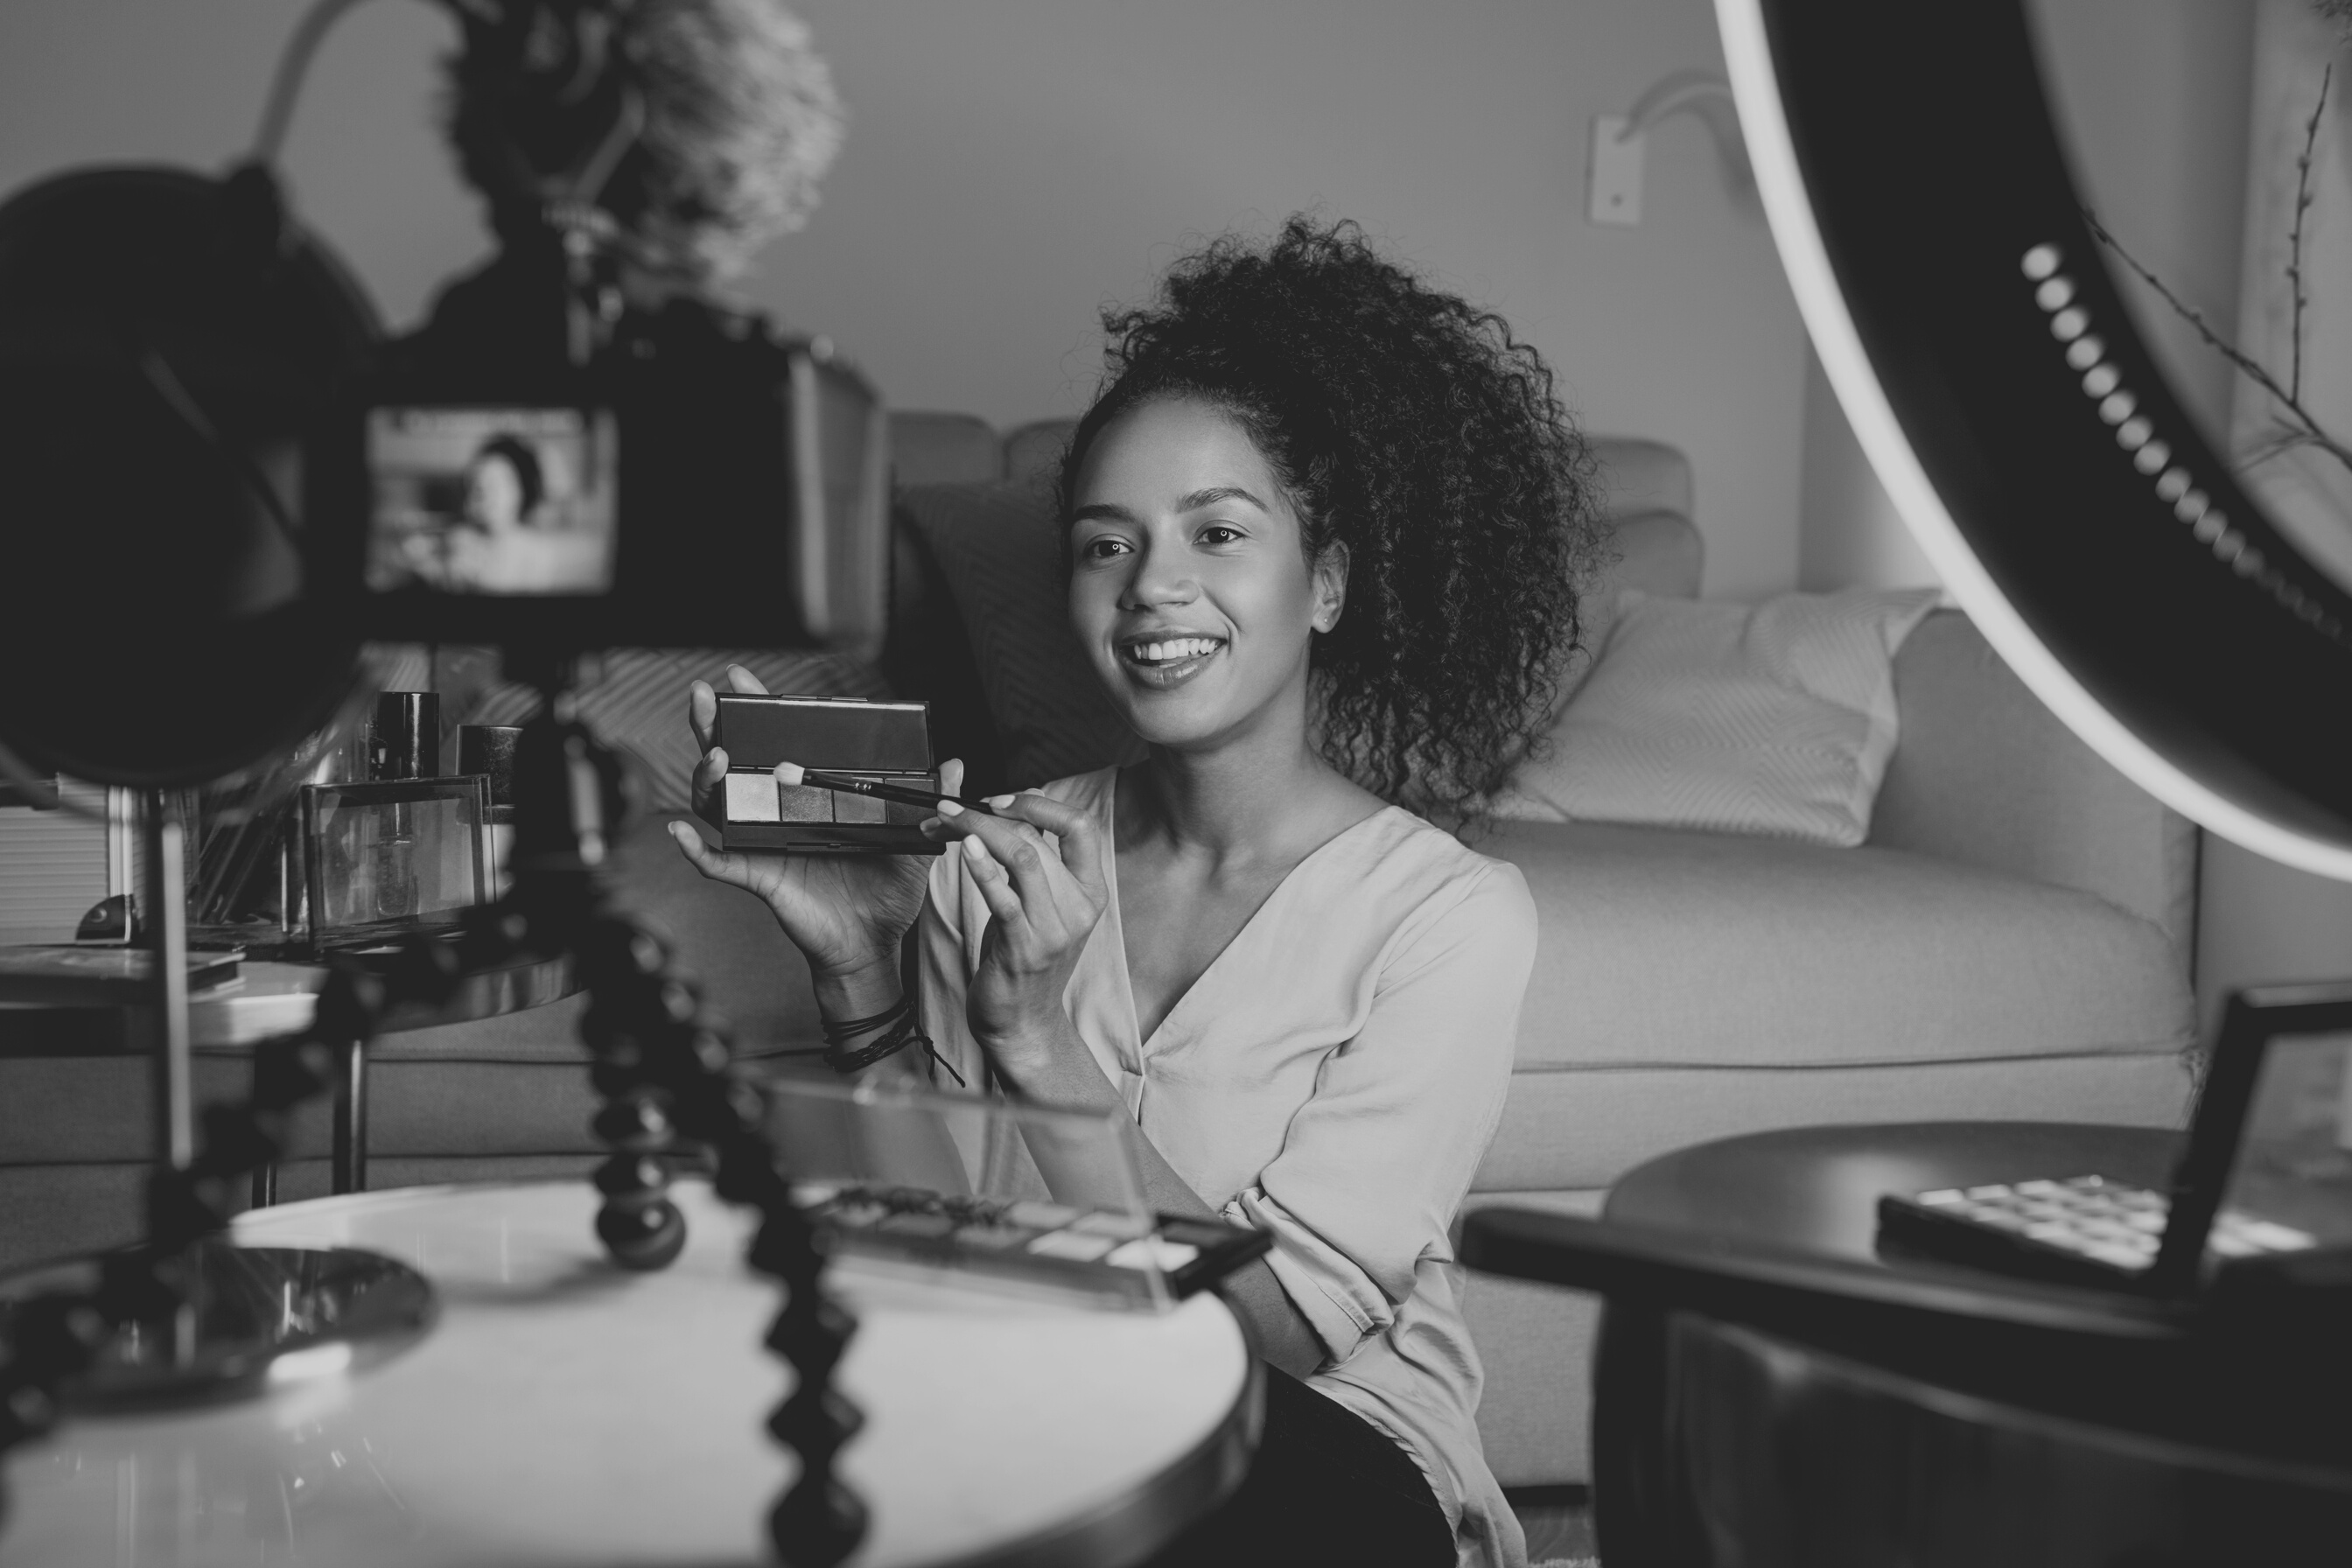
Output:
[2081, 60, 2348, 486]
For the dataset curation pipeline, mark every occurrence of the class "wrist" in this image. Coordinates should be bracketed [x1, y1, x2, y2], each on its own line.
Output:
[812, 959, 903, 1025]
[972, 1009, 1076, 1082]
[986, 1030, 1117, 1114]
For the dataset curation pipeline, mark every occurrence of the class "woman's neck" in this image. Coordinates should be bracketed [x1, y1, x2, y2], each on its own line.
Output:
[1121, 702, 1373, 869]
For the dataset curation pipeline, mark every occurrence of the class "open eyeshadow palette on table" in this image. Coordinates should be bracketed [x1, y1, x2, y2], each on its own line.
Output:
[766, 1077, 1268, 1312]
[791, 1183, 1268, 1310]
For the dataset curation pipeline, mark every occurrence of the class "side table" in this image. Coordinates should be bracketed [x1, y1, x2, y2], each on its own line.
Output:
[1464, 1121, 2352, 1568]
[0, 951, 576, 1200]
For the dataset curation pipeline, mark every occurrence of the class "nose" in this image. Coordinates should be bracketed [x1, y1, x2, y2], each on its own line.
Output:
[1119, 535, 1198, 610]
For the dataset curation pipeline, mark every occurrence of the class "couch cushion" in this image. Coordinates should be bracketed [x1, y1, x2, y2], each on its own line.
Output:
[1003, 418, 1074, 487]
[996, 424, 1692, 522]
[895, 481, 1146, 788]
[0, 812, 823, 1175]
[1588, 436, 1692, 519]
[1458, 1189, 1606, 1487]
[1503, 588, 1939, 844]
[1476, 1052, 2191, 1194]
[1485, 818, 2194, 1074]
[1873, 612, 2196, 955]
[1557, 508, 1704, 703]
[889, 410, 1001, 485]
[0, 1157, 599, 1274]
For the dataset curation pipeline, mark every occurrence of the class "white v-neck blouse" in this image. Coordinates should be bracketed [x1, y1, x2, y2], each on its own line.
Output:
[919, 767, 1538, 1568]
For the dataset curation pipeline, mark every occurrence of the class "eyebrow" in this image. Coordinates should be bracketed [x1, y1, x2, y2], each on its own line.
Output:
[1178, 486, 1270, 514]
[1068, 486, 1271, 527]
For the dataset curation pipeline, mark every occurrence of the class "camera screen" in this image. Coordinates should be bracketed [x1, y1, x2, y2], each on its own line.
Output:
[364, 407, 619, 596]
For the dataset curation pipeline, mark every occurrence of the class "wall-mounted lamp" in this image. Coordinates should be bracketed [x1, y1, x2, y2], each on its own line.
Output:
[1586, 69, 1757, 227]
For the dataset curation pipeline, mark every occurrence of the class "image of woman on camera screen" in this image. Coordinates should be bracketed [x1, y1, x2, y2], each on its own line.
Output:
[431, 432, 610, 595]
[674, 217, 1600, 1568]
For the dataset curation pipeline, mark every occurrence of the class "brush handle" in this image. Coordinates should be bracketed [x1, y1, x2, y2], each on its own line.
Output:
[799, 769, 998, 816]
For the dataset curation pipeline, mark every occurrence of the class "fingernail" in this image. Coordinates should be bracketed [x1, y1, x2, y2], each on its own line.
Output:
[920, 816, 942, 833]
[961, 835, 988, 861]
[985, 794, 1016, 809]
[936, 800, 964, 816]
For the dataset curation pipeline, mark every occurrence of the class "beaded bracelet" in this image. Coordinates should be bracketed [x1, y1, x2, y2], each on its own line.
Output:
[820, 995, 912, 1047]
[822, 1006, 925, 1074]
[799, 993, 965, 1085]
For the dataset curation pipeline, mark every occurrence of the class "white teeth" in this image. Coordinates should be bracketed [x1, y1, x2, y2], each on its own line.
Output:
[1132, 636, 1219, 663]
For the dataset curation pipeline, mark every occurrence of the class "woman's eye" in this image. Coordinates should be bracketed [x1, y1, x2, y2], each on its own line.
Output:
[1198, 524, 1244, 546]
[1079, 536, 1130, 560]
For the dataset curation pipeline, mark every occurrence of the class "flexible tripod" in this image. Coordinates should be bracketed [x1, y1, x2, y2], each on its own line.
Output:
[0, 663, 866, 1566]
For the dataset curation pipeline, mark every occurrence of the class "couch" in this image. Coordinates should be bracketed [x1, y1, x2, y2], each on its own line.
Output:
[0, 412, 2197, 1494]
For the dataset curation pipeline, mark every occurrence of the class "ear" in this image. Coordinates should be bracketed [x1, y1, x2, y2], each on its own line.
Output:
[1311, 540, 1349, 634]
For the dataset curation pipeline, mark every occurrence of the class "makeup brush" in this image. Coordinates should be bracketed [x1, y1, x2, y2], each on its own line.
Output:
[772, 762, 999, 816]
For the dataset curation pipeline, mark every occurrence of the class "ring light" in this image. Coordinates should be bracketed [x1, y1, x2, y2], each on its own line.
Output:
[1718, 0, 2352, 878]
[0, 165, 377, 787]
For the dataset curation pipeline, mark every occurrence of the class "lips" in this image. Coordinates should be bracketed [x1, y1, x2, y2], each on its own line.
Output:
[1116, 632, 1226, 690]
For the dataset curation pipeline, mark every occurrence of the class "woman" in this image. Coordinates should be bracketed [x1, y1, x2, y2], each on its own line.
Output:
[441, 433, 548, 592]
[672, 217, 1600, 1567]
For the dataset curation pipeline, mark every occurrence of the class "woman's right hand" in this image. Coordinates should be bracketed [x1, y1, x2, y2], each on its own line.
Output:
[668, 666, 949, 1011]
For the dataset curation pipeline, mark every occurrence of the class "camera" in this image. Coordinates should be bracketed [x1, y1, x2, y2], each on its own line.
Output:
[304, 299, 888, 656]
[292, 0, 885, 659]
[0, 0, 888, 790]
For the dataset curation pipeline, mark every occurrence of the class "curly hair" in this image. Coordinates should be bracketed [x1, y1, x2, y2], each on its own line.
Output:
[1057, 216, 1606, 825]
[444, 0, 844, 283]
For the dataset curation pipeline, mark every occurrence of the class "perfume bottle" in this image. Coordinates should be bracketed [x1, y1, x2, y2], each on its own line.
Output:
[368, 693, 438, 922]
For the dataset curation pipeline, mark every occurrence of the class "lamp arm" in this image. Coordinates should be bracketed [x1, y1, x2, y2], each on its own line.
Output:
[1620, 70, 1755, 200]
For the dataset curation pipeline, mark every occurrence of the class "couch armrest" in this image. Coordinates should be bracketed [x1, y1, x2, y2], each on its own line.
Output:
[1869, 610, 2197, 963]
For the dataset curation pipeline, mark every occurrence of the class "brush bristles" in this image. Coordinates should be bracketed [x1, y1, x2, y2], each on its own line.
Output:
[771, 761, 807, 785]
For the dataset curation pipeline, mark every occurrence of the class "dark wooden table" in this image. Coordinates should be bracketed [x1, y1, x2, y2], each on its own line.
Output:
[1544, 1122, 2352, 1568]
[1604, 1119, 2183, 1261]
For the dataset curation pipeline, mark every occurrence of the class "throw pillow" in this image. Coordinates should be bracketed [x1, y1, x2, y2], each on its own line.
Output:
[895, 480, 1146, 790]
[1499, 586, 1941, 845]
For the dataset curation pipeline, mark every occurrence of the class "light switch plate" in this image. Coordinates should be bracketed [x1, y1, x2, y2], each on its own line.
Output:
[1587, 115, 1645, 226]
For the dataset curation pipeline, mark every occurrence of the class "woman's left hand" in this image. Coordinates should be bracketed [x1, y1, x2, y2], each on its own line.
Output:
[928, 794, 1109, 1077]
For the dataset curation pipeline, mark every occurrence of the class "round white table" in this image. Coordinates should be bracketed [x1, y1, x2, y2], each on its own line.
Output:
[0, 1181, 1258, 1567]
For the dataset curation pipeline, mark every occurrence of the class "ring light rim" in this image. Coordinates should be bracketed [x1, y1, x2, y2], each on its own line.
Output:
[1714, 0, 2352, 883]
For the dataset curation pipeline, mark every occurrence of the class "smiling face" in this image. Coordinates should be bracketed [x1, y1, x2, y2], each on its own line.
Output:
[464, 452, 528, 534]
[1068, 397, 1346, 754]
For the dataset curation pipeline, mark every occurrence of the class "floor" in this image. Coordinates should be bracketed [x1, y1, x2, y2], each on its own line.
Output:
[1508, 1487, 1599, 1565]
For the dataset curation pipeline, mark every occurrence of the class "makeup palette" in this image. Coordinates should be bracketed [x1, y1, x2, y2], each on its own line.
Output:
[791, 1182, 1269, 1311]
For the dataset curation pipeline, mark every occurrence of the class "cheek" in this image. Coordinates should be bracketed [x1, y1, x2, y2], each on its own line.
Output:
[1067, 567, 1118, 648]
[1211, 556, 1320, 642]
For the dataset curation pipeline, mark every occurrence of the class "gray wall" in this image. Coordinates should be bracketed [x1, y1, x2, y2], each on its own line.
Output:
[0, 0, 1810, 599]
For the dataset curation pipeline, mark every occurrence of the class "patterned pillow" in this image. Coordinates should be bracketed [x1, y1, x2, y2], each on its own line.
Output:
[1499, 587, 1940, 845]
[894, 481, 1144, 789]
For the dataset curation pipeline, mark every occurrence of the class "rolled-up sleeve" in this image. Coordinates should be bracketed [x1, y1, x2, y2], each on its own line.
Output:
[1222, 863, 1537, 1368]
